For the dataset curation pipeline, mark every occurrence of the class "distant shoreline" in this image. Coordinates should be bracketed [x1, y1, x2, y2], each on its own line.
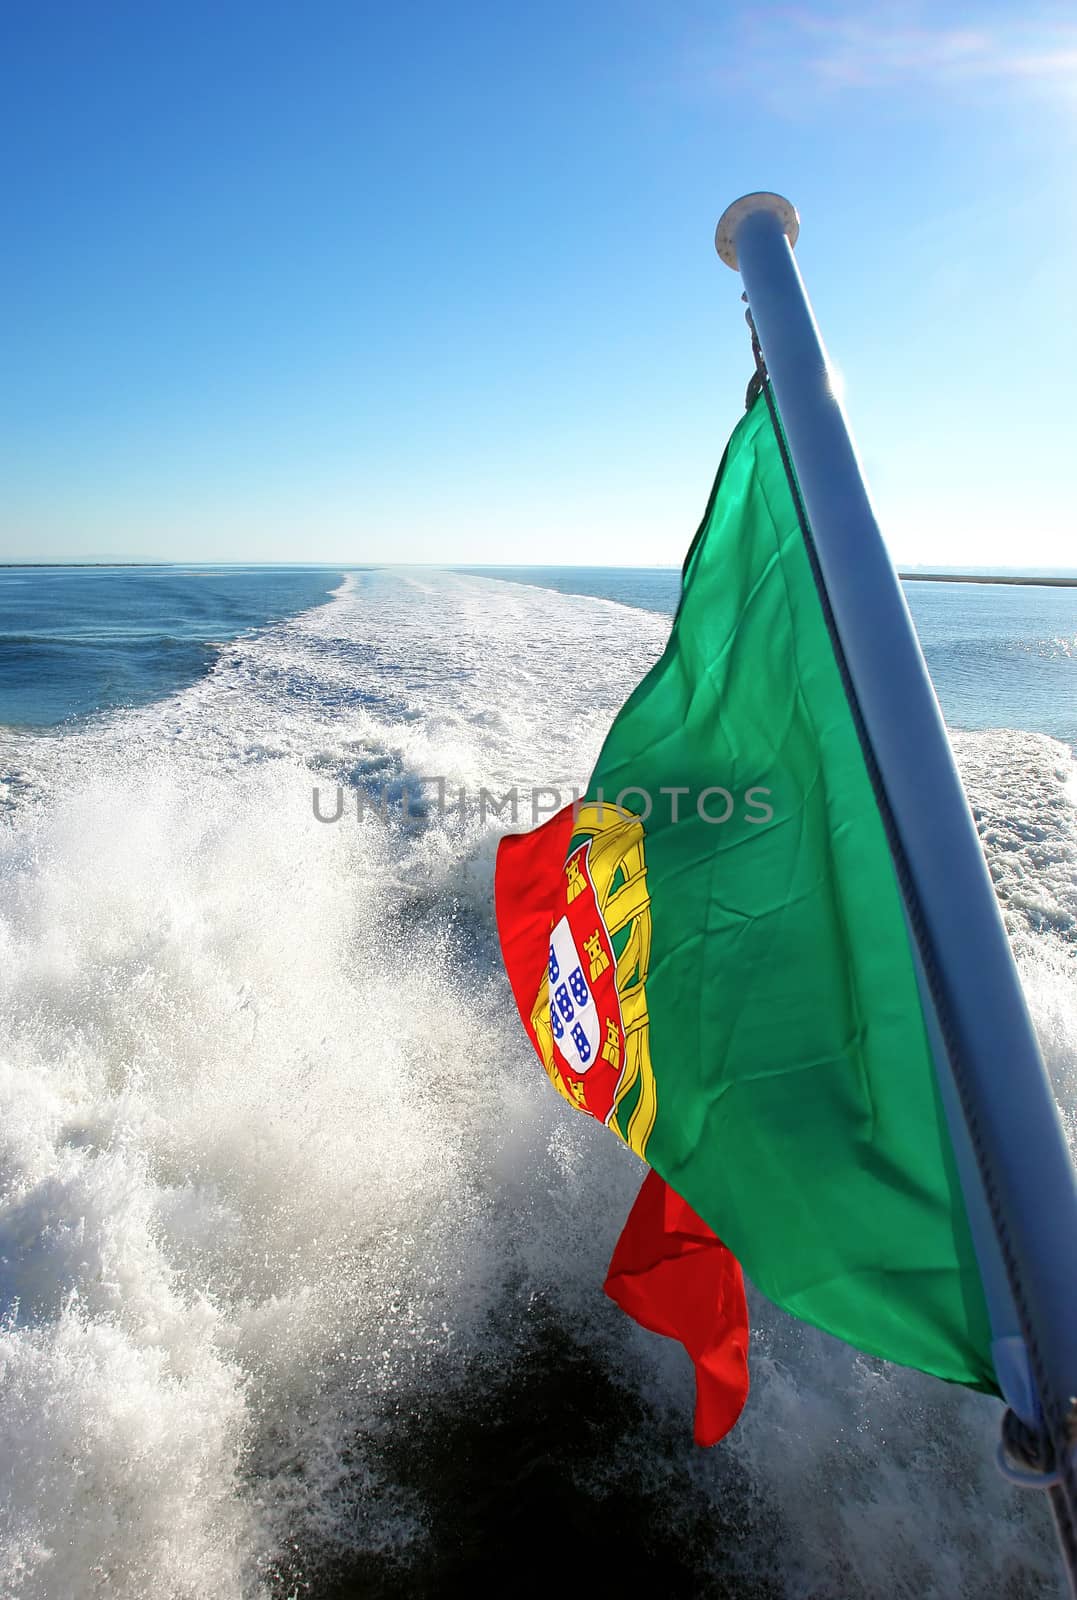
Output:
[0, 562, 155, 569]
[897, 572, 1077, 588]
[2, 562, 1076, 589]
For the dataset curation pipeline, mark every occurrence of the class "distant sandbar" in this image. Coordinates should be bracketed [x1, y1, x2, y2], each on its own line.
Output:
[899, 572, 1077, 588]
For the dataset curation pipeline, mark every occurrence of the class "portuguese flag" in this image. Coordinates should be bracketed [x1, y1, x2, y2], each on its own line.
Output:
[495, 385, 997, 1444]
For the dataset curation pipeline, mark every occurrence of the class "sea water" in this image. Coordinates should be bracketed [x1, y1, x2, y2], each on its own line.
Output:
[0, 566, 343, 729]
[0, 565, 1074, 1598]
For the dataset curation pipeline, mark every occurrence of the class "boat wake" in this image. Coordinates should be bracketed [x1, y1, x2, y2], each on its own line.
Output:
[0, 571, 1072, 1597]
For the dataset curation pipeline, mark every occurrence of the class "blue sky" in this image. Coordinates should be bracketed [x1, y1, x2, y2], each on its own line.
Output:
[3, 1, 1076, 567]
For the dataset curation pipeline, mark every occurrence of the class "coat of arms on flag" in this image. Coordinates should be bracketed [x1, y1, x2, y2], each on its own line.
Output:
[521, 801, 657, 1158]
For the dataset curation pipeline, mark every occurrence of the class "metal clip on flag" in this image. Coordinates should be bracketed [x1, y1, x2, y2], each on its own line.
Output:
[715, 191, 1077, 1589]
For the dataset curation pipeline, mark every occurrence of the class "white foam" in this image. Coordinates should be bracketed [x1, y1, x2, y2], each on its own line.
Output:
[0, 572, 1071, 1596]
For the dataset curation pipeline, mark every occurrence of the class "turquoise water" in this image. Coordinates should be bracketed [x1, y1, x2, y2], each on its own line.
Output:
[457, 564, 683, 618]
[0, 565, 343, 727]
[900, 580, 1077, 747]
[2, 564, 1075, 746]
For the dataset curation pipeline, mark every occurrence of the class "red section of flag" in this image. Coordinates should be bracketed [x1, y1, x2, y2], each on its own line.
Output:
[604, 1169, 750, 1446]
[494, 804, 577, 1059]
[495, 810, 750, 1446]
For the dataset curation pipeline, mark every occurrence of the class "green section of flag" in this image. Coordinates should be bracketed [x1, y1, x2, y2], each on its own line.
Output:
[586, 390, 995, 1391]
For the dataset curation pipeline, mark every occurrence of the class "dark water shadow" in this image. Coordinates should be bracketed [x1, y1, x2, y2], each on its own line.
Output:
[269, 1310, 780, 1600]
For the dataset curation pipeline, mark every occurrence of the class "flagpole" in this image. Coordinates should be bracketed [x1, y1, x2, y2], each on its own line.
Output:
[716, 192, 1077, 1573]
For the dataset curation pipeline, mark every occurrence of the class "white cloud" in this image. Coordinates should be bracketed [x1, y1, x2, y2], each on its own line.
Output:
[779, 5, 1077, 92]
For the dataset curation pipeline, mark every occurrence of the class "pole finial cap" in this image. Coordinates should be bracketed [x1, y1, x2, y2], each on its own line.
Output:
[715, 193, 799, 270]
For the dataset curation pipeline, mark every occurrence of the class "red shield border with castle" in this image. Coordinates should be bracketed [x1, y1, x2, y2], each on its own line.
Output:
[495, 800, 657, 1160]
